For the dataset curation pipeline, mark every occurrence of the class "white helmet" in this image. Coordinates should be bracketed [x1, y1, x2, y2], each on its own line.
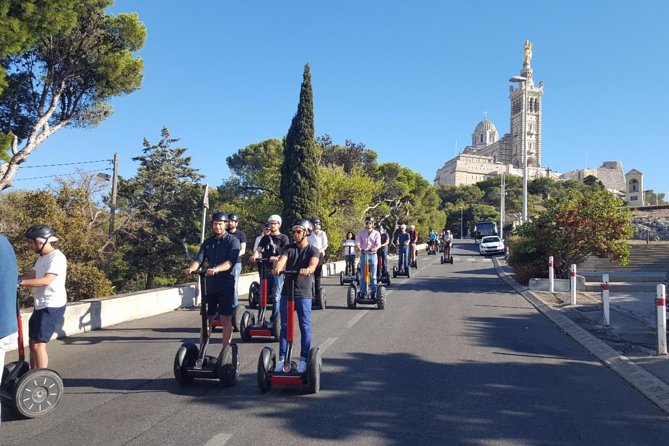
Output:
[410, 224, 415, 229]
[400, 224, 407, 229]
[268, 214, 282, 225]
[446, 230, 451, 233]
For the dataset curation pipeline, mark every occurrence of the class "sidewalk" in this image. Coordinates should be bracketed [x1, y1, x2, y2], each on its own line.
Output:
[493, 258, 669, 415]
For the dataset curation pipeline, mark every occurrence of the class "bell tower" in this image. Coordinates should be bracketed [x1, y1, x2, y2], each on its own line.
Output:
[509, 40, 544, 168]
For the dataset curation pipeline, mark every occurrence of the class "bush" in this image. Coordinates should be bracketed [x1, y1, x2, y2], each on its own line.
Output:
[506, 233, 546, 285]
[66, 262, 114, 302]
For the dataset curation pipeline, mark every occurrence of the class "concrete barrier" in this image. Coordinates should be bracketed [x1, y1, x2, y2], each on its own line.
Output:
[529, 276, 586, 292]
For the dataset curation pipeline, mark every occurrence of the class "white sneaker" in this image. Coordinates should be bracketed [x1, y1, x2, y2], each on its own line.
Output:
[274, 359, 284, 373]
[297, 359, 307, 373]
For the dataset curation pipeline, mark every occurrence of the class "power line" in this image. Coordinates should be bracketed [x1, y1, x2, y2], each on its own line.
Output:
[14, 168, 112, 181]
[22, 159, 112, 169]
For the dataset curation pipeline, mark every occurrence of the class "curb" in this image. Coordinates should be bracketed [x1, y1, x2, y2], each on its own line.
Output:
[492, 257, 669, 415]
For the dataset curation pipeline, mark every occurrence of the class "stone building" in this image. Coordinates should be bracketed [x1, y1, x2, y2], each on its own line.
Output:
[433, 41, 645, 207]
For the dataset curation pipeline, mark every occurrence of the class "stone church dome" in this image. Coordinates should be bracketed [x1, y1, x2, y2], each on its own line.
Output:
[471, 117, 499, 147]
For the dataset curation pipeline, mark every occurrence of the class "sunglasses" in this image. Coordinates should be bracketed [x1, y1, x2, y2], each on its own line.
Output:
[292, 229, 305, 234]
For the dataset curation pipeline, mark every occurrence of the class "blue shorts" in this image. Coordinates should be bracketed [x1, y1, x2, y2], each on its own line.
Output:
[29, 306, 65, 343]
[206, 289, 234, 317]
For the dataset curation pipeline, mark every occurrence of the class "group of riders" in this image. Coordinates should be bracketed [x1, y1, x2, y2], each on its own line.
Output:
[427, 228, 454, 255]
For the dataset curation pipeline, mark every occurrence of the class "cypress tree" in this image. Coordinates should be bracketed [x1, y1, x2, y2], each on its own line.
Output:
[280, 63, 320, 230]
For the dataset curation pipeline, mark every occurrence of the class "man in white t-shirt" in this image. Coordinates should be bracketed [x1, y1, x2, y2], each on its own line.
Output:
[308, 217, 329, 292]
[19, 225, 67, 369]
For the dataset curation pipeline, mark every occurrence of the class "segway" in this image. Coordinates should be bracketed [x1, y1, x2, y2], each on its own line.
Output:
[340, 256, 356, 286]
[376, 251, 391, 286]
[440, 241, 454, 264]
[212, 303, 246, 333]
[1, 290, 63, 418]
[347, 251, 386, 310]
[392, 245, 411, 279]
[427, 240, 437, 255]
[239, 259, 280, 342]
[173, 269, 239, 387]
[257, 270, 322, 394]
[410, 245, 418, 269]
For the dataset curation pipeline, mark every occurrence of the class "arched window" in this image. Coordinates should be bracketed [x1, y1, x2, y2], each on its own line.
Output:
[480, 134, 484, 143]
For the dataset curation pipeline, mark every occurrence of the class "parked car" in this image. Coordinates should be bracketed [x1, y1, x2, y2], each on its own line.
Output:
[479, 236, 505, 256]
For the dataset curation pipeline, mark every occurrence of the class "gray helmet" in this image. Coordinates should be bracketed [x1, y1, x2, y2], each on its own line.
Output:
[310, 217, 321, 227]
[365, 216, 375, 223]
[227, 213, 239, 222]
[292, 219, 312, 232]
[25, 225, 56, 241]
[211, 212, 228, 222]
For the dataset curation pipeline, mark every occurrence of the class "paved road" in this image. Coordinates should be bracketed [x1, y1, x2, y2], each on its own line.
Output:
[3, 241, 669, 445]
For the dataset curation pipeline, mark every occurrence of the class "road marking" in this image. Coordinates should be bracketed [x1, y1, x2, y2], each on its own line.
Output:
[345, 310, 369, 328]
[319, 337, 338, 354]
[204, 433, 232, 445]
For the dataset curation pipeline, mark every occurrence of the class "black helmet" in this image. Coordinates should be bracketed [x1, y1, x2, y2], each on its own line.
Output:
[310, 217, 321, 225]
[375, 223, 383, 230]
[211, 212, 227, 222]
[25, 225, 56, 240]
[227, 213, 239, 222]
[365, 216, 375, 223]
[292, 219, 312, 232]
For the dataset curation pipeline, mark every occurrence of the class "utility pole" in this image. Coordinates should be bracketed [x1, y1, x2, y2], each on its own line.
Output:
[500, 173, 505, 240]
[105, 153, 119, 278]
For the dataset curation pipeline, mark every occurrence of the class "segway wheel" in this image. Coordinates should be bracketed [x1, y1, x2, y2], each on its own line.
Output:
[440, 255, 444, 264]
[317, 288, 327, 310]
[13, 368, 63, 418]
[218, 343, 239, 387]
[449, 255, 454, 264]
[232, 304, 246, 332]
[272, 313, 281, 341]
[392, 266, 397, 279]
[385, 273, 391, 287]
[248, 282, 260, 309]
[376, 285, 387, 310]
[407, 266, 411, 278]
[347, 286, 357, 309]
[240, 311, 253, 342]
[257, 347, 275, 393]
[306, 347, 322, 394]
[339, 271, 344, 286]
[174, 343, 198, 385]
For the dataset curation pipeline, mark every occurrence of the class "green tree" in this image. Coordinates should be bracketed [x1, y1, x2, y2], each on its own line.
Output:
[117, 128, 203, 290]
[0, 0, 145, 190]
[0, 185, 113, 307]
[280, 64, 319, 228]
[507, 188, 634, 280]
[218, 138, 284, 230]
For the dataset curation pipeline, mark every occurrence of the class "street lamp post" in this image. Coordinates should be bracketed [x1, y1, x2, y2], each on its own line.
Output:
[510, 75, 528, 224]
[460, 206, 464, 240]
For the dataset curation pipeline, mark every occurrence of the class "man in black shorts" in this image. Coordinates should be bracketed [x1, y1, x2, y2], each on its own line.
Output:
[183, 212, 240, 346]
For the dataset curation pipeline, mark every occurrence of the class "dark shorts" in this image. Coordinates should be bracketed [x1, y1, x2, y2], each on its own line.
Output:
[206, 288, 234, 317]
[29, 306, 65, 343]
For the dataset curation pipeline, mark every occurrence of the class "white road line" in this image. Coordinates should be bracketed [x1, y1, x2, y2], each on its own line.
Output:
[345, 310, 369, 328]
[319, 337, 338, 354]
[204, 433, 232, 446]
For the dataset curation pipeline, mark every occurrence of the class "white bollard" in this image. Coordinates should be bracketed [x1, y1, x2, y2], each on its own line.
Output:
[601, 274, 610, 326]
[548, 256, 555, 293]
[656, 284, 667, 356]
[570, 264, 577, 306]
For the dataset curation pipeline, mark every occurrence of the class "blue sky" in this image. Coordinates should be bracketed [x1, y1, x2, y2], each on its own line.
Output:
[10, 0, 669, 199]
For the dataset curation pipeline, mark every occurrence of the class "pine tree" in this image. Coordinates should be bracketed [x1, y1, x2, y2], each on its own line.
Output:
[280, 64, 320, 230]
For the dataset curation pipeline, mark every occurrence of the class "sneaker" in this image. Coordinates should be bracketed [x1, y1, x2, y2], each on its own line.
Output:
[297, 359, 307, 373]
[274, 359, 284, 373]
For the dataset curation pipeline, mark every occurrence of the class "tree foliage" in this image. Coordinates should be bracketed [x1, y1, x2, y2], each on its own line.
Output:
[280, 63, 319, 228]
[0, 0, 145, 190]
[507, 188, 634, 280]
[117, 128, 203, 290]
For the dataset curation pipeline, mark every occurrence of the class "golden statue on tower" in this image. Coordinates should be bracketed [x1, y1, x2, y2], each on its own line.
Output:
[523, 40, 532, 66]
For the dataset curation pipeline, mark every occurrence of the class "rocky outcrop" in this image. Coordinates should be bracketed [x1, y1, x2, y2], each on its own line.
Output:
[631, 209, 669, 240]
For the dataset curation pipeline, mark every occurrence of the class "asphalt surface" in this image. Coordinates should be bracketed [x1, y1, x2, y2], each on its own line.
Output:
[3, 240, 669, 445]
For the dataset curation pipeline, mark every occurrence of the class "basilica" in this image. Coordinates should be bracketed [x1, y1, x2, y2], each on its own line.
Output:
[433, 41, 645, 207]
